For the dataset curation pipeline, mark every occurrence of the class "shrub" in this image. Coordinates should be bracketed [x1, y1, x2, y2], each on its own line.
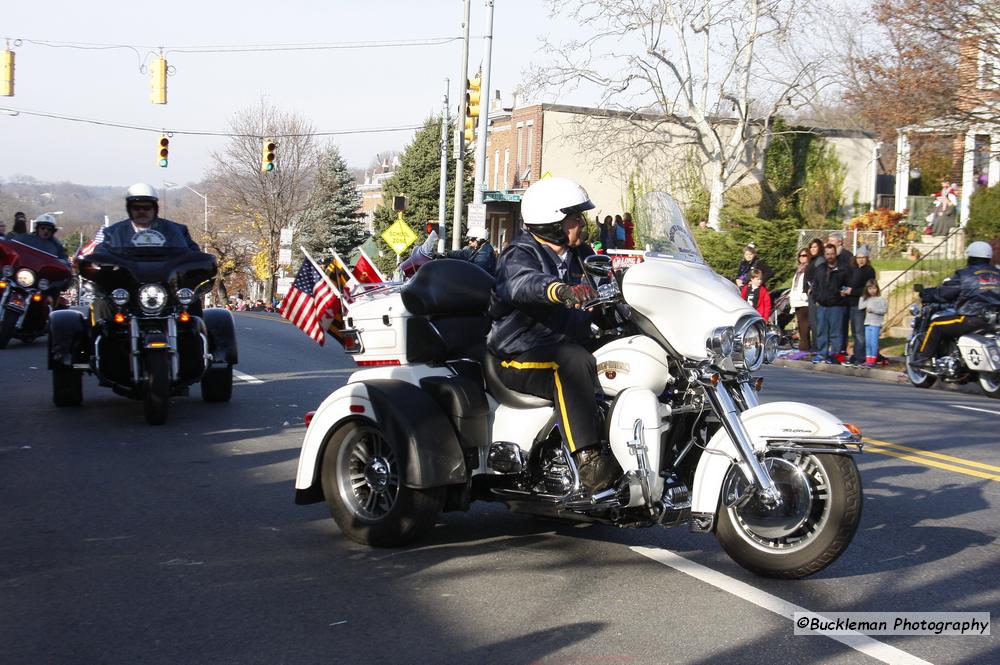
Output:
[694, 209, 799, 286]
[848, 208, 912, 252]
[965, 184, 1000, 242]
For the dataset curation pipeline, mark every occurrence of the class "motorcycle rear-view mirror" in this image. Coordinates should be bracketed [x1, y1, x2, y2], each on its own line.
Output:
[913, 283, 924, 293]
[583, 254, 613, 278]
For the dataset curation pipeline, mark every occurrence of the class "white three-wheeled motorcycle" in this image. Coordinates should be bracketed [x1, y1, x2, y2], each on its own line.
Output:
[295, 193, 863, 579]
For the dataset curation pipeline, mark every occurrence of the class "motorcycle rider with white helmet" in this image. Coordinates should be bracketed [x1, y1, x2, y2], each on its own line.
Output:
[487, 176, 616, 494]
[22, 214, 70, 263]
[443, 225, 497, 275]
[914, 240, 1000, 364]
[99, 183, 199, 252]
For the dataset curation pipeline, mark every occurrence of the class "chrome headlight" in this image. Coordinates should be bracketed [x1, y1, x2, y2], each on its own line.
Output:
[38, 278, 50, 291]
[909, 303, 920, 316]
[707, 326, 735, 358]
[176, 288, 195, 305]
[734, 318, 766, 371]
[763, 332, 779, 364]
[15, 268, 36, 288]
[111, 288, 130, 306]
[138, 284, 168, 314]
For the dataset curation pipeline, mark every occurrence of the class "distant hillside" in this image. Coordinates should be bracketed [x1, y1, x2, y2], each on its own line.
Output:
[0, 177, 126, 236]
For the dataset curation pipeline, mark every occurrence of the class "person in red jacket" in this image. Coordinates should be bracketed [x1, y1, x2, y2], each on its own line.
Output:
[622, 212, 635, 249]
[740, 268, 772, 320]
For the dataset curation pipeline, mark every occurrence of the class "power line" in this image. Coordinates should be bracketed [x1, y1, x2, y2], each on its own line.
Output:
[7, 36, 463, 55]
[0, 106, 426, 138]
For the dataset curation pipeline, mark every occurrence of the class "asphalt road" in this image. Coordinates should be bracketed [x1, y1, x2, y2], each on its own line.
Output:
[1, 312, 997, 665]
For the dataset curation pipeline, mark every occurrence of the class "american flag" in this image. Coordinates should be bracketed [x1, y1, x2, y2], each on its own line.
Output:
[75, 226, 105, 260]
[279, 260, 336, 345]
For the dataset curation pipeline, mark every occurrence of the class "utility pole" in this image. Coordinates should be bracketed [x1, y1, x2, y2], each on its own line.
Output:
[472, 0, 495, 206]
[437, 79, 450, 253]
[452, 0, 472, 250]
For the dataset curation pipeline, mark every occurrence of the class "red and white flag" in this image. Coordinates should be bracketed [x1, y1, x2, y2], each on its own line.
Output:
[279, 260, 336, 345]
[352, 247, 386, 284]
[76, 220, 108, 259]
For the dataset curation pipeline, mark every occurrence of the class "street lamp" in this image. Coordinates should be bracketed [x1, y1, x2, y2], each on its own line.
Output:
[163, 181, 208, 233]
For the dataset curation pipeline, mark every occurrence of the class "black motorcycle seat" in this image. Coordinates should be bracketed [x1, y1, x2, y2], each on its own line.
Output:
[481, 351, 552, 409]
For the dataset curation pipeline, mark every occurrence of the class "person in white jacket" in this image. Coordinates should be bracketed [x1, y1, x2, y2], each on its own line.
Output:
[790, 247, 812, 351]
[858, 279, 888, 367]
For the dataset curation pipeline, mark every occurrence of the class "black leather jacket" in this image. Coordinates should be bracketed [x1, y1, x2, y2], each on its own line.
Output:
[924, 262, 1000, 316]
[487, 232, 593, 358]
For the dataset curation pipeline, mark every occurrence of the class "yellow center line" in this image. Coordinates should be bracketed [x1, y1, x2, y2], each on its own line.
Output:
[237, 311, 290, 324]
[864, 437, 1000, 473]
[863, 440, 1000, 482]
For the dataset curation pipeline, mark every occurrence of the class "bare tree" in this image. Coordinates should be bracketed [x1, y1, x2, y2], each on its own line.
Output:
[207, 100, 320, 302]
[528, 0, 833, 229]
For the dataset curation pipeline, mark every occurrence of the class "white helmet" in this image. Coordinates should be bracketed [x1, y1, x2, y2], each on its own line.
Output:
[966, 241, 993, 259]
[33, 213, 59, 232]
[520, 177, 594, 226]
[466, 226, 488, 241]
[126, 183, 159, 217]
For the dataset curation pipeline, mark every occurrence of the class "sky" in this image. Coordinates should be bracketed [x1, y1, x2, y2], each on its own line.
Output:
[0, 0, 584, 189]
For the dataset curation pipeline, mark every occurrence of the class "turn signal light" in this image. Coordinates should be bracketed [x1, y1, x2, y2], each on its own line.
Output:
[32, 293, 42, 302]
[179, 311, 191, 323]
[844, 422, 862, 437]
[0, 280, 7, 289]
[349, 404, 366, 413]
[113, 313, 126, 324]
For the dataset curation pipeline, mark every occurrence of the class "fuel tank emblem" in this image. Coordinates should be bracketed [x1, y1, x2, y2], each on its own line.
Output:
[597, 360, 629, 379]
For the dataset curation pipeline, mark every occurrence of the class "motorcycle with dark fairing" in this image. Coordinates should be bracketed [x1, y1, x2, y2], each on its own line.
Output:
[0, 239, 73, 349]
[295, 193, 864, 579]
[48, 235, 238, 424]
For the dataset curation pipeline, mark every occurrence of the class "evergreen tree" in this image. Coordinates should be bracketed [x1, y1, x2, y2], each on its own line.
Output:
[298, 145, 365, 259]
[372, 116, 473, 273]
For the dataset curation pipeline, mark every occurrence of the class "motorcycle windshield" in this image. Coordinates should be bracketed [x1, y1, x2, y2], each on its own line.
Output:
[80, 247, 217, 293]
[0, 239, 73, 281]
[632, 192, 704, 265]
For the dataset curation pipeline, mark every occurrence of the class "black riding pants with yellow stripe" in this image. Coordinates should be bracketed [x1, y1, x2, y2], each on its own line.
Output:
[916, 315, 984, 361]
[496, 343, 601, 453]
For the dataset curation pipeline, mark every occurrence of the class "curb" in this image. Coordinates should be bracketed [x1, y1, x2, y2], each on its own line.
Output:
[771, 357, 984, 396]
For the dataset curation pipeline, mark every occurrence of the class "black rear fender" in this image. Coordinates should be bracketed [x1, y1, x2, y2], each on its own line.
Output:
[203, 307, 238, 365]
[48, 309, 89, 369]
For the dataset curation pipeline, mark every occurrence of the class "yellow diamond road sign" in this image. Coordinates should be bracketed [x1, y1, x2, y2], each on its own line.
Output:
[381, 217, 418, 255]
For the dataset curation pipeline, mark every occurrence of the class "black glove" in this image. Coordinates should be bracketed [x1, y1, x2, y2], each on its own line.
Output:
[554, 282, 597, 308]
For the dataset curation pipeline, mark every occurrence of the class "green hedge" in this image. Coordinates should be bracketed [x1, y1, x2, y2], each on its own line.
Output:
[693, 208, 800, 287]
[965, 184, 1000, 242]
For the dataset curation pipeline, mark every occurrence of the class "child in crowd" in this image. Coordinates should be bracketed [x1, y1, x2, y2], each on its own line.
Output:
[740, 268, 772, 321]
[858, 279, 887, 368]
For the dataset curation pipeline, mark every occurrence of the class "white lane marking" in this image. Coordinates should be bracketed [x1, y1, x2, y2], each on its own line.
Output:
[631, 546, 932, 665]
[233, 370, 264, 384]
[949, 403, 1000, 416]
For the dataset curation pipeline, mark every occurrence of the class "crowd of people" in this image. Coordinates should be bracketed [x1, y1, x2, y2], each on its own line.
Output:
[593, 213, 635, 252]
[770, 231, 887, 368]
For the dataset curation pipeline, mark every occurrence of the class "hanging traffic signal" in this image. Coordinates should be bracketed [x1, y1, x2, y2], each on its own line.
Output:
[157, 135, 169, 168]
[150, 56, 167, 104]
[261, 139, 276, 172]
[1, 49, 14, 97]
[464, 75, 481, 143]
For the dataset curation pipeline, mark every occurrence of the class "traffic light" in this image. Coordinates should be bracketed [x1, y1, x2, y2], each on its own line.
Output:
[464, 75, 481, 143]
[261, 139, 277, 172]
[157, 135, 169, 168]
[149, 56, 167, 104]
[1, 49, 14, 97]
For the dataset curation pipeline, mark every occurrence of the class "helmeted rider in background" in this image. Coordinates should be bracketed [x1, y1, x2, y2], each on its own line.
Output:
[914, 241, 1000, 364]
[443, 225, 497, 276]
[99, 183, 200, 252]
[21, 214, 70, 264]
[487, 177, 616, 495]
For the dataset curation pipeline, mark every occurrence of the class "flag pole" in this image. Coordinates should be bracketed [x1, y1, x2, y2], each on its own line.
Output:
[299, 245, 341, 296]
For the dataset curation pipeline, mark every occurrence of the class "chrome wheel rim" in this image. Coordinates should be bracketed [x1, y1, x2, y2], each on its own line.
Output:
[727, 455, 831, 554]
[337, 425, 399, 520]
[980, 373, 1000, 393]
[904, 339, 932, 383]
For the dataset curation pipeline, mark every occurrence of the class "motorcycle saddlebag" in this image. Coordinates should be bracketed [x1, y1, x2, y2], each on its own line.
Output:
[957, 334, 1000, 372]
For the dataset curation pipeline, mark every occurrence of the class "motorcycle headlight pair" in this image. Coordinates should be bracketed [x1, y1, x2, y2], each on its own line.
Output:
[15, 268, 36, 288]
[138, 284, 169, 315]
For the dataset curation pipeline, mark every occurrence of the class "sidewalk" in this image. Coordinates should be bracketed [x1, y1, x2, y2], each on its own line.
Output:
[771, 354, 984, 396]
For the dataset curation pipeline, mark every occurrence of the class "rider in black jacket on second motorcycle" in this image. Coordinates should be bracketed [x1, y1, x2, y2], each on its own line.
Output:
[913, 241, 1000, 365]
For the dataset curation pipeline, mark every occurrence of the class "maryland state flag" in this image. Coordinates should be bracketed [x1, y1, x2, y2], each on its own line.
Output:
[324, 251, 360, 342]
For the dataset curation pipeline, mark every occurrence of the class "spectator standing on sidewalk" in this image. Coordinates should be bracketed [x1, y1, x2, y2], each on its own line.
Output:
[804, 237, 825, 351]
[599, 215, 617, 252]
[740, 268, 772, 320]
[622, 212, 635, 249]
[790, 247, 812, 351]
[812, 243, 851, 364]
[858, 279, 887, 368]
[844, 246, 876, 366]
